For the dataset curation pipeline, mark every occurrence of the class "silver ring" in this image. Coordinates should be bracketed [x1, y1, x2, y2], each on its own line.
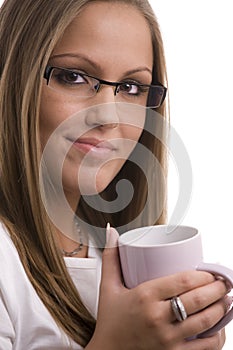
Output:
[170, 296, 187, 322]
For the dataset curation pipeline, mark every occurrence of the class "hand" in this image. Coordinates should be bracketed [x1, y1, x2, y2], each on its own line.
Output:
[86, 227, 228, 350]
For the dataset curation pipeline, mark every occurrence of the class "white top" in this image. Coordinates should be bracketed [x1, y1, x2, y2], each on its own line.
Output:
[0, 223, 102, 350]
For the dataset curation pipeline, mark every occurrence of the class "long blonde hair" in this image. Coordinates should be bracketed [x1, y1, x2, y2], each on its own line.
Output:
[0, 0, 168, 346]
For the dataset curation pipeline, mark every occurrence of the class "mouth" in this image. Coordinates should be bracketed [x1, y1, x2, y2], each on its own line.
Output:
[67, 137, 117, 157]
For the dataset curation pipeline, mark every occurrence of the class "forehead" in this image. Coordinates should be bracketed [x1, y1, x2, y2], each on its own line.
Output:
[52, 1, 153, 74]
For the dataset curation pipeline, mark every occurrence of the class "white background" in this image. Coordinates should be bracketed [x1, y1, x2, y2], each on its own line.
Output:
[151, 1, 233, 348]
[1, 0, 232, 347]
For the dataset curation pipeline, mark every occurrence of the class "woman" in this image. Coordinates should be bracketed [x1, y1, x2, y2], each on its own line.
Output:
[0, 0, 228, 349]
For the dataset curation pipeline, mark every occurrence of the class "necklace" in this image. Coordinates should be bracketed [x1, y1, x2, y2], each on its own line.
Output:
[61, 219, 84, 257]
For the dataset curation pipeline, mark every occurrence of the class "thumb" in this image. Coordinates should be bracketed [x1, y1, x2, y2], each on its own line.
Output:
[101, 224, 123, 290]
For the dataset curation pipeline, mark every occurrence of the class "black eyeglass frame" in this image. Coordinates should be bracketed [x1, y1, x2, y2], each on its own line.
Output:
[44, 65, 167, 108]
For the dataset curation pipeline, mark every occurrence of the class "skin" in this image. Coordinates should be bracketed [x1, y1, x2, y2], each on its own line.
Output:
[40, 2, 152, 208]
[40, 1, 151, 254]
[40, 2, 227, 348]
[88, 227, 227, 350]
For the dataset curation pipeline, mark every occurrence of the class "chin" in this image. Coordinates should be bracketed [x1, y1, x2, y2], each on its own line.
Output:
[78, 177, 111, 196]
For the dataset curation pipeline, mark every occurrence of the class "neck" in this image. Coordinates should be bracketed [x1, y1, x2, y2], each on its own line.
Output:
[64, 188, 81, 214]
[49, 189, 88, 257]
[56, 228, 88, 258]
[60, 213, 88, 258]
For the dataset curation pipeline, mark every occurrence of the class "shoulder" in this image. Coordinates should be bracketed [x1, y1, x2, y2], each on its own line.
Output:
[0, 222, 19, 262]
[0, 222, 28, 291]
[0, 222, 28, 327]
[0, 222, 83, 349]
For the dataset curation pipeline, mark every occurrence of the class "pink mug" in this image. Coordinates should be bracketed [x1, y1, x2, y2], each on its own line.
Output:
[118, 225, 233, 338]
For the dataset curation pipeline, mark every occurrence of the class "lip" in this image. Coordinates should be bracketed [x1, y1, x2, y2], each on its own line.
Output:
[68, 137, 117, 156]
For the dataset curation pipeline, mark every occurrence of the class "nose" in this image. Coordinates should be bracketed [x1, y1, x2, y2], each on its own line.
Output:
[85, 87, 119, 128]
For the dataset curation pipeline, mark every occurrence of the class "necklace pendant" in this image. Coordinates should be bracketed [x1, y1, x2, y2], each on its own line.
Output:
[61, 217, 84, 257]
[62, 242, 83, 257]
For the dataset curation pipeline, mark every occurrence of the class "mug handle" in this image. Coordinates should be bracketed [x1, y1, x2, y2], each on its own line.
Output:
[197, 262, 233, 338]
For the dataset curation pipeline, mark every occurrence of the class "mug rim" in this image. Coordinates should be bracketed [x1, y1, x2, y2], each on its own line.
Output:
[118, 224, 199, 248]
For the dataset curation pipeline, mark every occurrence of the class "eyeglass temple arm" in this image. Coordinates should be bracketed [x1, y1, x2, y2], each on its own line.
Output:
[43, 66, 53, 84]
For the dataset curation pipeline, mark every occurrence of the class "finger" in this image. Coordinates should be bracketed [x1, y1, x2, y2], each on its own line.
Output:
[176, 299, 227, 339]
[182, 279, 229, 316]
[101, 225, 123, 292]
[143, 270, 216, 300]
[178, 329, 225, 350]
[168, 279, 229, 321]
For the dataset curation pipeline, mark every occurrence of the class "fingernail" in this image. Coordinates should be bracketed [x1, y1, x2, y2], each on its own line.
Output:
[225, 295, 233, 311]
[105, 223, 119, 248]
[216, 276, 232, 293]
[106, 222, 111, 247]
[224, 279, 232, 293]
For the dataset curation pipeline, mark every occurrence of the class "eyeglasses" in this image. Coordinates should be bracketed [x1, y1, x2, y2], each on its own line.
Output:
[44, 66, 167, 108]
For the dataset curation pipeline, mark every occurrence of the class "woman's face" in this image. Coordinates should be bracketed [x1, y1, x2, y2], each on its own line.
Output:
[40, 1, 153, 200]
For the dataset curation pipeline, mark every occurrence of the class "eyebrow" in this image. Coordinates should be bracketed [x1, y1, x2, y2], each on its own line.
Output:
[49, 53, 152, 76]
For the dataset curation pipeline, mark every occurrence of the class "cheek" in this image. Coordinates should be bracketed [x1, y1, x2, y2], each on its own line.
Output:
[39, 90, 80, 150]
[121, 124, 144, 144]
[39, 94, 61, 150]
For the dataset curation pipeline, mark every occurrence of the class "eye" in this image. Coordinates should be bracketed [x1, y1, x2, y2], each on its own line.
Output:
[118, 82, 148, 96]
[53, 68, 87, 85]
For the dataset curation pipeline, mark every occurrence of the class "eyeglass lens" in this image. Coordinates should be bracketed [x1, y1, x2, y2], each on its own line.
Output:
[46, 67, 166, 108]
